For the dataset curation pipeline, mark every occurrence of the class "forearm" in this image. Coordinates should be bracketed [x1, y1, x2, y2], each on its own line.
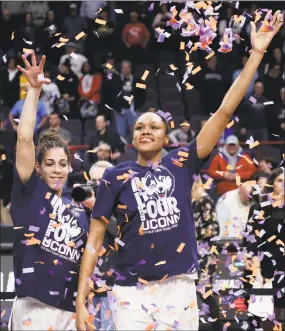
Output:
[219, 51, 264, 116]
[76, 232, 104, 305]
[17, 87, 41, 140]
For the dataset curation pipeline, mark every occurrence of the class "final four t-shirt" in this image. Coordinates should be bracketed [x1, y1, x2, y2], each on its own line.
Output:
[92, 139, 208, 286]
[10, 170, 88, 312]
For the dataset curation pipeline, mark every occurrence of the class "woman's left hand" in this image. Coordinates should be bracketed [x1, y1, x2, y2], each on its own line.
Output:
[251, 10, 283, 54]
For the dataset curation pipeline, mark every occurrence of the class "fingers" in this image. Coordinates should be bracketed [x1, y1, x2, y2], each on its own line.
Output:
[21, 55, 31, 69]
[264, 9, 272, 23]
[274, 21, 283, 35]
[270, 10, 281, 26]
[31, 50, 37, 67]
[44, 78, 51, 84]
[17, 65, 28, 75]
[39, 55, 46, 70]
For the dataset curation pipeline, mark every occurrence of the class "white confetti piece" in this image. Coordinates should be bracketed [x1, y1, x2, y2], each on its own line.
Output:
[49, 291, 59, 295]
[115, 238, 125, 247]
[23, 38, 33, 45]
[28, 226, 40, 232]
[70, 52, 78, 60]
[176, 82, 181, 92]
[105, 104, 114, 110]
[14, 118, 20, 123]
[114, 9, 123, 14]
[74, 153, 83, 162]
[260, 200, 271, 207]
[63, 115, 68, 121]
[263, 101, 274, 105]
[2, 54, 7, 63]
[155, 68, 160, 76]
[23, 267, 34, 274]
[49, 25, 55, 30]
[249, 96, 257, 104]
[37, 73, 45, 82]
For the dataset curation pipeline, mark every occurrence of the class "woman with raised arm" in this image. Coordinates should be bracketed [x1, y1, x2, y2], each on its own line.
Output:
[76, 10, 283, 331]
[9, 51, 89, 330]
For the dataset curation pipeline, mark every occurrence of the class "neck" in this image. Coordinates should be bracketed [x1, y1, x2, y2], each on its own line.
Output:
[51, 125, 60, 130]
[99, 128, 106, 135]
[137, 150, 163, 167]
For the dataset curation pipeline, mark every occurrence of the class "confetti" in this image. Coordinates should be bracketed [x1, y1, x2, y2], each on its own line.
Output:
[180, 122, 190, 127]
[59, 37, 69, 43]
[136, 83, 146, 89]
[155, 261, 166, 266]
[49, 291, 59, 295]
[26, 237, 41, 246]
[74, 153, 83, 162]
[177, 243, 185, 253]
[63, 115, 68, 121]
[11, 31, 15, 40]
[185, 83, 194, 90]
[236, 175, 241, 186]
[56, 43, 66, 48]
[176, 82, 181, 92]
[170, 64, 178, 71]
[264, 101, 274, 105]
[70, 52, 78, 60]
[249, 96, 257, 104]
[139, 224, 144, 236]
[180, 42, 185, 50]
[114, 9, 123, 14]
[75, 31, 86, 40]
[205, 52, 215, 60]
[22, 318, 32, 326]
[57, 75, 65, 81]
[141, 70, 149, 81]
[192, 66, 201, 75]
[2, 54, 7, 63]
[13, 226, 24, 230]
[226, 120, 234, 129]
[83, 171, 90, 181]
[95, 19, 106, 25]
[249, 141, 259, 149]
[23, 48, 33, 54]
[115, 238, 125, 247]
[23, 267, 34, 274]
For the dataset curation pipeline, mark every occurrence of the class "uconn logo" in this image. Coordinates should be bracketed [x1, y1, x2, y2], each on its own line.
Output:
[131, 166, 181, 234]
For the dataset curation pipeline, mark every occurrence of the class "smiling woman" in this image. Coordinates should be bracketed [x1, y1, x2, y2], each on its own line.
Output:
[9, 51, 89, 330]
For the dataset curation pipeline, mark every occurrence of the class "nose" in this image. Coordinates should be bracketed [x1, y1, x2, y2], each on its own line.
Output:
[53, 164, 61, 173]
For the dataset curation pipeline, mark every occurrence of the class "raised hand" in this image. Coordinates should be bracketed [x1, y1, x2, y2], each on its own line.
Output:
[250, 10, 283, 54]
[17, 50, 51, 89]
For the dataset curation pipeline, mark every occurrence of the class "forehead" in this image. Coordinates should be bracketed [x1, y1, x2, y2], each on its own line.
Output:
[43, 147, 68, 161]
[136, 112, 164, 125]
[90, 167, 105, 179]
[276, 173, 284, 180]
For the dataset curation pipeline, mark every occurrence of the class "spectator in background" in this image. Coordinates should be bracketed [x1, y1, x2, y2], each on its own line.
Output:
[257, 156, 278, 175]
[199, 55, 225, 115]
[78, 61, 102, 119]
[264, 48, 284, 75]
[24, 1, 49, 26]
[122, 11, 150, 64]
[101, 60, 146, 137]
[59, 42, 88, 79]
[9, 91, 47, 136]
[152, 4, 172, 39]
[80, 1, 107, 20]
[271, 87, 285, 140]
[216, 183, 253, 239]
[0, 9, 15, 53]
[62, 3, 87, 54]
[233, 55, 258, 98]
[239, 81, 270, 141]
[18, 13, 41, 48]
[208, 135, 256, 196]
[169, 120, 195, 144]
[57, 59, 79, 118]
[192, 175, 221, 331]
[39, 112, 71, 145]
[88, 115, 126, 165]
[100, 52, 119, 80]
[0, 57, 20, 108]
[262, 64, 285, 104]
[93, 10, 116, 53]
[1, 1, 26, 16]
[94, 143, 112, 163]
[40, 70, 60, 115]
[0, 113, 16, 160]
[0, 145, 13, 225]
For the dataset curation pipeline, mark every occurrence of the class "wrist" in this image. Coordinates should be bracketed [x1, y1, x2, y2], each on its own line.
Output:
[250, 49, 265, 58]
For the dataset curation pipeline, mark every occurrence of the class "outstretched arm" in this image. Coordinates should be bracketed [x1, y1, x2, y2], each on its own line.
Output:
[197, 10, 283, 159]
[16, 51, 50, 184]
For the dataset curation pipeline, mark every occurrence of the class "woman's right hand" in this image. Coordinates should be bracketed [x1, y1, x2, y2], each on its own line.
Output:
[76, 304, 91, 331]
[17, 50, 51, 89]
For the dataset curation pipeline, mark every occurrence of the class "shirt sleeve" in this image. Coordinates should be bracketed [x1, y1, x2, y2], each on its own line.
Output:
[38, 101, 48, 117]
[10, 101, 20, 117]
[91, 168, 119, 222]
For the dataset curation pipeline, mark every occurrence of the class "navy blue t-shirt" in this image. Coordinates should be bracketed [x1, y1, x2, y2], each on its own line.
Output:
[10, 169, 88, 312]
[92, 139, 208, 285]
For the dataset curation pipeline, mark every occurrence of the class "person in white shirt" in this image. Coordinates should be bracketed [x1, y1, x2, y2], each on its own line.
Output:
[40, 70, 61, 115]
[59, 42, 87, 78]
[216, 183, 253, 239]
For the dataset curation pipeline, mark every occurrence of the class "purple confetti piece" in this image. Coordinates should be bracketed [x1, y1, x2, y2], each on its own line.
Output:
[141, 304, 148, 313]
[173, 320, 179, 329]
[40, 207, 46, 215]
[65, 277, 72, 281]
[75, 239, 83, 248]
[249, 96, 257, 104]
[57, 261, 62, 266]
[116, 275, 126, 281]
[49, 269, 55, 276]
[16, 278, 22, 285]
[64, 288, 68, 298]
[28, 225, 40, 232]
[148, 3, 154, 11]
[21, 240, 27, 245]
[138, 259, 147, 265]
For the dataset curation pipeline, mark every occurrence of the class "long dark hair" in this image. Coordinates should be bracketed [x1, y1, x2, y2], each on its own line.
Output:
[264, 167, 284, 195]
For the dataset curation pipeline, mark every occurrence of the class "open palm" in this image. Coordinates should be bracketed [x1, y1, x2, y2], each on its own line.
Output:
[17, 50, 50, 89]
[251, 10, 283, 53]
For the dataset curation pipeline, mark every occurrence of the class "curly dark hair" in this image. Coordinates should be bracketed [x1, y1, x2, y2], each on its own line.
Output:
[37, 130, 70, 165]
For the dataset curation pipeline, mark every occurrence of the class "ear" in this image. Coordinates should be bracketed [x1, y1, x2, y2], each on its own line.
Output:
[35, 162, 41, 175]
[164, 135, 169, 144]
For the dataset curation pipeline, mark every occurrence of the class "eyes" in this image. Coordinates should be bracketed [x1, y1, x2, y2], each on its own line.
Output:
[45, 161, 68, 167]
[135, 125, 159, 131]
